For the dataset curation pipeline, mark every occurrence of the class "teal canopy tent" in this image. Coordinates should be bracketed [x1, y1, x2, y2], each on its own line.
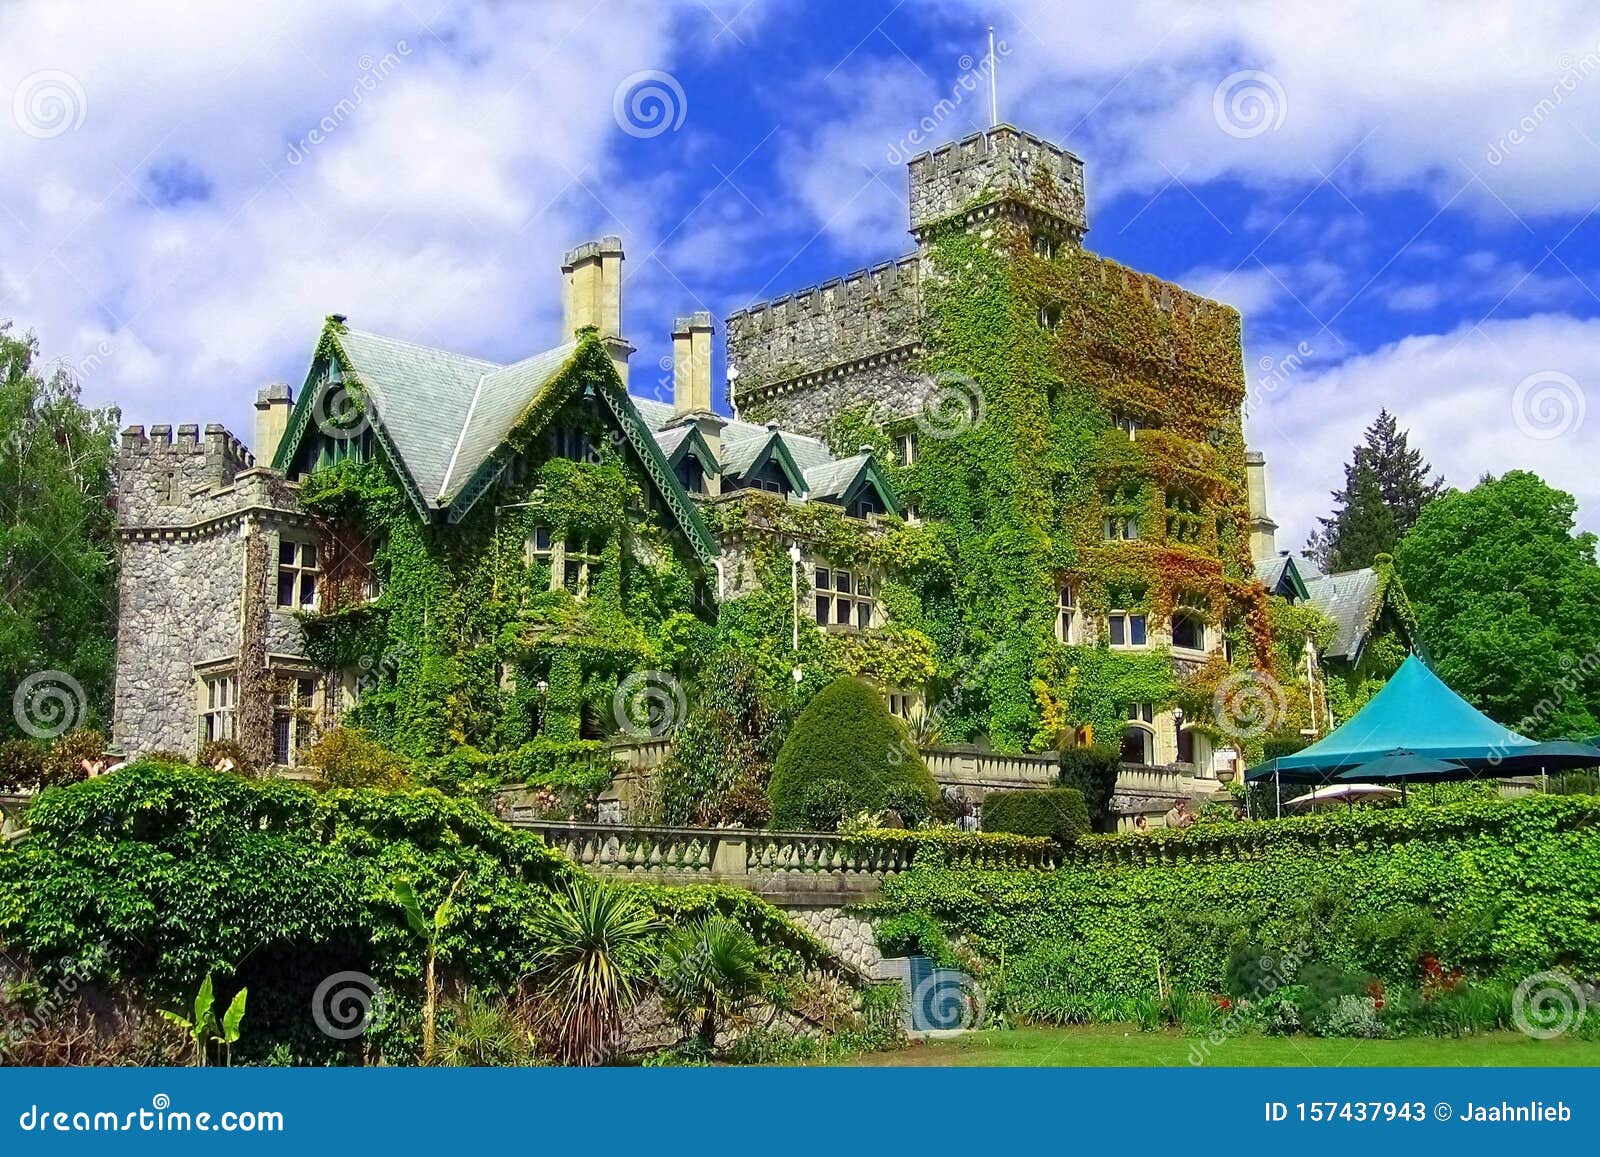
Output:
[1245, 654, 1542, 786]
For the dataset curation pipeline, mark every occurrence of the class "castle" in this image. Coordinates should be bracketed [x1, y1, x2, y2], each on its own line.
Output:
[111, 120, 1393, 799]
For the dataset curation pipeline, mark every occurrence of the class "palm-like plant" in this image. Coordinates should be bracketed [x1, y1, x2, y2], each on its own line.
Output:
[393, 871, 466, 1064]
[657, 915, 763, 1051]
[526, 877, 659, 1066]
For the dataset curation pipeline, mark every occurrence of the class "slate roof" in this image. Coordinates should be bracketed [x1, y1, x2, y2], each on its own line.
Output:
[803, 454, 872, 500]
[1304, 567, 1382, 660]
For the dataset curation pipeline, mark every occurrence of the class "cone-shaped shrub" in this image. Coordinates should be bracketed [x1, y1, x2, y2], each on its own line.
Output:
[767, 677, 938, 830]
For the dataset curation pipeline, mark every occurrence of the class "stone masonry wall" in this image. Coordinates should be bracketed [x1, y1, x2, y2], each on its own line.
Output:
[906, 124, 1087, 240]
[114, 424, 313, 758]
[788, 906, 884, 978]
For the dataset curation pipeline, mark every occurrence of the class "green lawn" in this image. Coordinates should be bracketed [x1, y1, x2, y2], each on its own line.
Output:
[837, 1025, 1600, 1067]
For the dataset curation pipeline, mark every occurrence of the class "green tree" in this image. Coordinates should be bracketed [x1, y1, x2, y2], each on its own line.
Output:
[656, 915, 763, 1051]
[766, 676, 938, 829]
[0, 325, 119, 739]
[526, 877, 659, 1066]
[655, 649, 787, 826]
[1394, 471, 1600, 738]
[1313, 409, 1443, 570]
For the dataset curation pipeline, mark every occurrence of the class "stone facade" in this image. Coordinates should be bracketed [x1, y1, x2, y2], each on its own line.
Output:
[729, 124, 1090, 438]
[113, 422, 315, 763]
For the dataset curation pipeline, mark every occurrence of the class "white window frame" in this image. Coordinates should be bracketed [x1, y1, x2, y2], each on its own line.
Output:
[1055, 583, 1082, 645]
[277, 538, 319, 610]
[272, 674, 321, 766]
[1103, 515, 1140, 541]
[813, 563, 876, 631]
[1107, 611, 1148, 649]
[199, 672, 237, 743]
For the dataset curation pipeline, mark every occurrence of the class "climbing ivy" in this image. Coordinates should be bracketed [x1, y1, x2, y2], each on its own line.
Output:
[293, 356, 710, 800]
[868, 221, 1272, 751]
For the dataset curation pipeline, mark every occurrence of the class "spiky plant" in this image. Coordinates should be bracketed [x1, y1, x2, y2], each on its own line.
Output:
[657, 915, 762, 1051]
[435, 989, 535, 1067]
[526, 878, 659, 1066]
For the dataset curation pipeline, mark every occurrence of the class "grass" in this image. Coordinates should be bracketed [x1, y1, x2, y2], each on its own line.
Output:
[836, 1025, 1600, 1067]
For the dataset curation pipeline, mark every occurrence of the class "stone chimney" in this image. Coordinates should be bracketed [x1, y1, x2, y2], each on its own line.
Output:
[254, 383, 293, 467]
[562, 235, 633, 384]
[1244, 450, 1278, 562]
[672, 311, 714, 416]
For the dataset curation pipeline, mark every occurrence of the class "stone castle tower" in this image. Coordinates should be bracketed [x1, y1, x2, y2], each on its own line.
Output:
[113, 419, 314, 763]
[727, 124, 1087, 430]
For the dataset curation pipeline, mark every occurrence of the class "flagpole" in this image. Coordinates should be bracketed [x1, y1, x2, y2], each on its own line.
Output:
[988, 27, 999, 127]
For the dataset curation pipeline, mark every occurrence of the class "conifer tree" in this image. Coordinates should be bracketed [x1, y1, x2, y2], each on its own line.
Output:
[1311, 409, 1443, 570]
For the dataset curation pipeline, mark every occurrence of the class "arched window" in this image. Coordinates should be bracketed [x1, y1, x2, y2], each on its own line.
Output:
[1120, 702, 1155, 765]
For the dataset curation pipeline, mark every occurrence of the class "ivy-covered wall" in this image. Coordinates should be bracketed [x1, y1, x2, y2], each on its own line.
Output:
[847, 220, 1273, 753]
[293, 356, 710, 796]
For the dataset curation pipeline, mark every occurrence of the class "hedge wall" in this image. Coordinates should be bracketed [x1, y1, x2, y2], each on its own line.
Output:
[980, 788, 1090, 844]
[877, 795, 1600, 999]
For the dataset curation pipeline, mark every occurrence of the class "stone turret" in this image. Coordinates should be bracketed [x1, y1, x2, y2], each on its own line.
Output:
[117, 422, 255, 529]
[907, 123, 1087, 244]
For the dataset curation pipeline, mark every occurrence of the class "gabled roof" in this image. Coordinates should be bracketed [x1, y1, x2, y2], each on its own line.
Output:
[1254, 554, 1310, 601]
[1302, 555, 1417, 663]
[802, 453, 900, 516]
[274, 320, 716, 561]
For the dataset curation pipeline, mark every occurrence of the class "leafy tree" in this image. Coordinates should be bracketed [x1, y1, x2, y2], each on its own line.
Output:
[1312, 409, 1443, 570]
[394, 872, 465, 1063]
[1393, 471, 1600, 738]
[0, 325, 119, 739]
[655, 649, 787, 826]
[766, 676, 938, 830]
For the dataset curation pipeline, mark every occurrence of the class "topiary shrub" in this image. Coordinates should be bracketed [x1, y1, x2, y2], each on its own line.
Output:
[1057, 744, 1120, 832]
[980, 787, 1090, 844]
[766, 677, 937, 831]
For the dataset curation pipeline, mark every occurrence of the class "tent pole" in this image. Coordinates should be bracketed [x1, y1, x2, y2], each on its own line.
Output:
[1275, 770, 1281, 819]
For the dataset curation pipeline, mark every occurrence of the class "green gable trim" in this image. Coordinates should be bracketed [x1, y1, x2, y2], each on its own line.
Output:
[665, 424, 717, 472]
[744, 433, 807, 496]
[841, 458, 902, 518]
[1278, 555, 1310, 602]
[273, 317, 435, 521]
[443, 338, 719, 564]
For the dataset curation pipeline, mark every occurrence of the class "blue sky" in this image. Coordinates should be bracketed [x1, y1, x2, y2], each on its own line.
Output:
[2, 0, 1597, 548]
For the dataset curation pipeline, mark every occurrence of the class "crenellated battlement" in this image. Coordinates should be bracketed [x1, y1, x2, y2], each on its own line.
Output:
[727, 253, 923, 403]
[117, 422, 259, 528]
[907, 123, 1087, 240]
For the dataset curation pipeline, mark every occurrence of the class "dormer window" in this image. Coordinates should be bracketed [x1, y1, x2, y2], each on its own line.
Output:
[675, 456, 705, 495]
[847, 492, 883, 519]
[739, 460, 790, 495]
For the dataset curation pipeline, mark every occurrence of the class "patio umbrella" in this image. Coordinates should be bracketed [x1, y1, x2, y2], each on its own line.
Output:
[1334, 750, 1471, 783]
[1283, 783, 1402, 811]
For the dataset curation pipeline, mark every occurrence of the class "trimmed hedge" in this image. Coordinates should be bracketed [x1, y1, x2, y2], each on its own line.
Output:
[767, 677, 938, 830]
[1056, 745, 1120, 831]
[878, 794, 1600, 1007]
[981, 787, 1090, 844]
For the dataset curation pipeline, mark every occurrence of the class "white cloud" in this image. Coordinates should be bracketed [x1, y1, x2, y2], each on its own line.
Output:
[1251, 312, 1599, 549]
[1173, 264, 1282, 316]
[0, 0, 693, 446]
